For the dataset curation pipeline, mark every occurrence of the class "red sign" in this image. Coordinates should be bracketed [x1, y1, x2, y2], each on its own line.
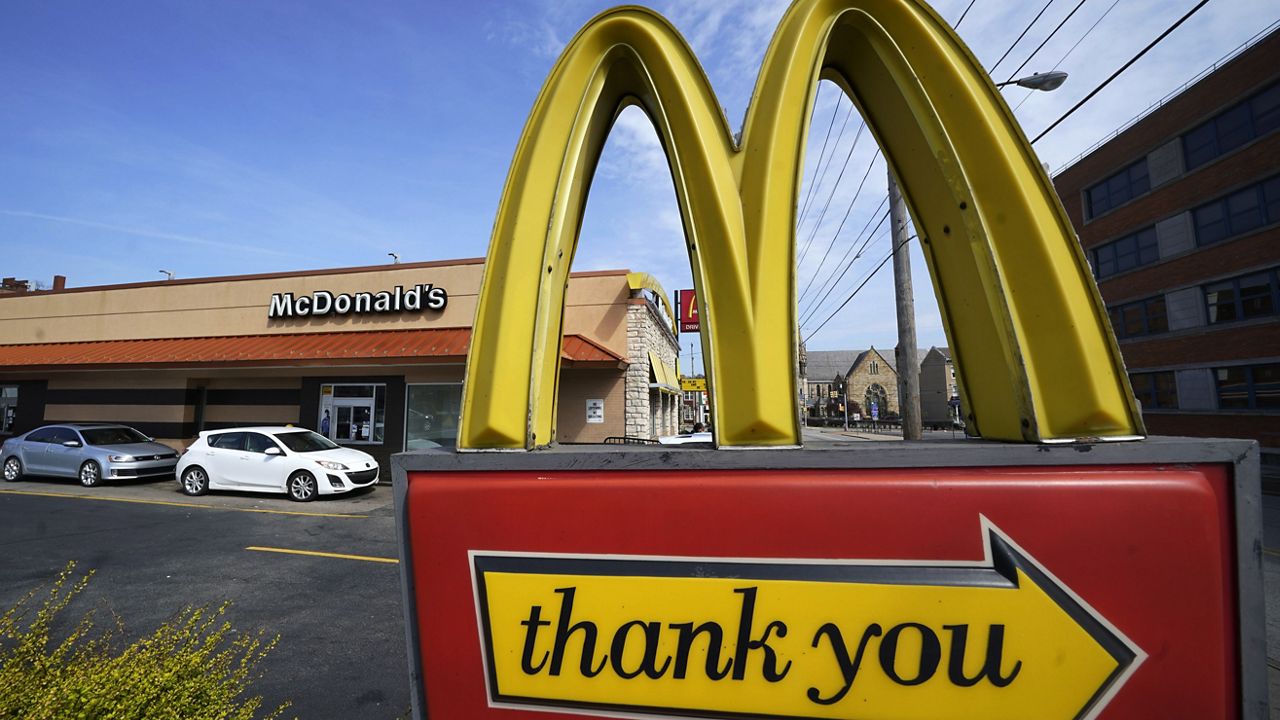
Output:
[677, 289, 699, 333]
[400, 463, 1245, 719]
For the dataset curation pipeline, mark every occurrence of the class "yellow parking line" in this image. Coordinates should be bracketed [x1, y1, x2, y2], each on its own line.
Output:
[0, 489, 367, 519]
[246, 546, 398, 564]
[1265, 547, 1280, 558]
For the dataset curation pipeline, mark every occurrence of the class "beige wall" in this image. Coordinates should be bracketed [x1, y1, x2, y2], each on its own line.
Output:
[0, 262, 630, 359]
[556, 368, 626, 442]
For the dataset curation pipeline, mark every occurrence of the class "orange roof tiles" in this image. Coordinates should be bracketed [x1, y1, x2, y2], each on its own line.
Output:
[0, 329, 624, 369]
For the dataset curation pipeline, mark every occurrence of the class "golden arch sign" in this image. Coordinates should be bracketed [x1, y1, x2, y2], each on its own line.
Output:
[459, 0, 1143, 449]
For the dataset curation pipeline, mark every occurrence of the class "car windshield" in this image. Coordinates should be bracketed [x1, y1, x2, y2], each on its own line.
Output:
[81, 427, 150, 445]
[273, 430, 339, 453]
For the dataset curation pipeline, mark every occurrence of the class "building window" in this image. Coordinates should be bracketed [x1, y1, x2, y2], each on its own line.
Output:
[1130, 371, 1178, 410]
[1091, 226, 1158, 279]
[1108, 295, 1168, 339]
[319, 383, 386, 444]
[1183, 82, 1280, 170]
[405, 384, 462, 450]
[1193, 175, 1280, 247]
[869, 360, 878, 375]
[1215, 363, 1280, 410]
[1086, 159, 1150, 219]
[1204, 268, 1279, 325]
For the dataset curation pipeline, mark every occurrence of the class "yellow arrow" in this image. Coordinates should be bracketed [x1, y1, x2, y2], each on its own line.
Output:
[472, 519, 1143, 720]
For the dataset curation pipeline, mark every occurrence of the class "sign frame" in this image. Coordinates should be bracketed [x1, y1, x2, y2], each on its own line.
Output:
[393, 438, 1266, 719]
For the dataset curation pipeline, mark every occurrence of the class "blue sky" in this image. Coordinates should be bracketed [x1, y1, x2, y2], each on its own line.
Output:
[2, 0, 1275, 368]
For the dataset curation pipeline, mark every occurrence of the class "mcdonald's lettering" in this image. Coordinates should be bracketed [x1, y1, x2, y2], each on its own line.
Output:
[472, 523, 1141, 719]
[459, 0, 1144, 449]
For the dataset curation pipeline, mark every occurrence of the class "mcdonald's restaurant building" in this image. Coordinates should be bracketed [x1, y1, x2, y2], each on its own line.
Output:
[0, 259, 682, 473]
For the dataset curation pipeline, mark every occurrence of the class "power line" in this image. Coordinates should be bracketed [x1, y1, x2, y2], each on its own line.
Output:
[796, 121, 867, 268]
[799, 191, 887, 313]
[797, 148, 882, 304]
[797, 102, 854, 234]
[990, 0, 1057, 75]
[795, 84, 837, 231]
[955, 0, 977, 27]
[803, 233, 916, 342]
[1012, 0, 1123, 114]
[800, 210, 891, 328]
[1003, 0, 1089, 83]
[1031, 0, 1213, 144]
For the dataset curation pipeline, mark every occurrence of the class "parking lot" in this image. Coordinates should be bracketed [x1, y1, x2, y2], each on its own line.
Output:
[0, 476, 410, 719]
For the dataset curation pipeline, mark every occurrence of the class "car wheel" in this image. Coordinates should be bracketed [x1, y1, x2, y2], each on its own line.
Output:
[2, 456, 21, 482]
[287, 471, 317, 502]
[79, 461, 102, 488]
[180, 466, 209, 496]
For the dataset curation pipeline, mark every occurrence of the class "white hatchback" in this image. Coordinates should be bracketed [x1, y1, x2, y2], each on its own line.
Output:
[176, 427, 379, 502]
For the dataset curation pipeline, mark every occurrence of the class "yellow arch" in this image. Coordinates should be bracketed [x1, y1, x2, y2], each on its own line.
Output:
[459, 0, 1143, 449]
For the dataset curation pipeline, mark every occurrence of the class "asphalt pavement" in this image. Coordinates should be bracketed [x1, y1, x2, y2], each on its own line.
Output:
[0, 476, 409, 719]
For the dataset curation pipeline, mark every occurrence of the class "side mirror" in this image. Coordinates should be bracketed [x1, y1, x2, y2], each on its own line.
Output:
[264, 447, 283, 456]
[62, 440, 82, 448]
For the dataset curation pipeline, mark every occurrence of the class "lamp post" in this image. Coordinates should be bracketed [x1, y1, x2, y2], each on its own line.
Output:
[995, 70, 1068, 91]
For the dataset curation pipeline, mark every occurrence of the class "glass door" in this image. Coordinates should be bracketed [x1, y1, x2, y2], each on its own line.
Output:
[332, 398, 375, 443]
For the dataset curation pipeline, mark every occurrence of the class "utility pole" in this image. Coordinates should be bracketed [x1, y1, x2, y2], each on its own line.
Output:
[888, 169, 922, 440]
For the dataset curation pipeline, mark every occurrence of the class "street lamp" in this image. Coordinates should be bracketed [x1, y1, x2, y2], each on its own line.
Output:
[995, 70, 1068, 91]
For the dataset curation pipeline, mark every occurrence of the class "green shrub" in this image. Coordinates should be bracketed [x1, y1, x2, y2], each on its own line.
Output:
[0, 562, 292, 719]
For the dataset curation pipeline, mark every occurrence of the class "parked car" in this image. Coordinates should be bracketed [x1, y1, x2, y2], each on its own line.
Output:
[657, 432, 714, 445]
[1, 423, 179, 487]
[176, 426, 379, 502]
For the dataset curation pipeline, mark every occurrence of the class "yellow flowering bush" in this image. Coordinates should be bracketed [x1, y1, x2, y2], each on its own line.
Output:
[0, 562, 291, 719]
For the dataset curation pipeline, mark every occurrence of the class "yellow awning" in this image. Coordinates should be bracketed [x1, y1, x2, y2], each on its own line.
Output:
[648, 350, 680, 394]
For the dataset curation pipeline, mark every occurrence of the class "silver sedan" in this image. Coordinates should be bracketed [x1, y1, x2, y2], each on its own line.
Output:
[1, 424, 179, 487]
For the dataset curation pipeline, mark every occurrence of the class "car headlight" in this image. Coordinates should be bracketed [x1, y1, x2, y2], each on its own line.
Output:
[109, 455, 134, 462]
[316, 460, 348, 471]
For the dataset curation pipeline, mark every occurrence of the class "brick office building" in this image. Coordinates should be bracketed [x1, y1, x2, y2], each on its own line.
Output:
[1052, 29, 1280, 482]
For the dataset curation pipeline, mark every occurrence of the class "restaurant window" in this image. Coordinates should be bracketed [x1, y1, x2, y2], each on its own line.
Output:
[319, 384, 386, 445]
[1091, 226, 1158, 279]
[405, 384, 463, 450]
[1215, 363, 1280, 411]
[1204, 268, 1279, 325]
[1108, 295, 1168, 339]
[1086, 159, 1150, 219]
[1130, 371, 1178, 410]
[1183, 82, 1280, 170]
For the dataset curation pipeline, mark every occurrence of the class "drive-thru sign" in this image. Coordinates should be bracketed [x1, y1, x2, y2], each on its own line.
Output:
[397, 447, 1263, 719]
[395, 0, 1266, 718]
